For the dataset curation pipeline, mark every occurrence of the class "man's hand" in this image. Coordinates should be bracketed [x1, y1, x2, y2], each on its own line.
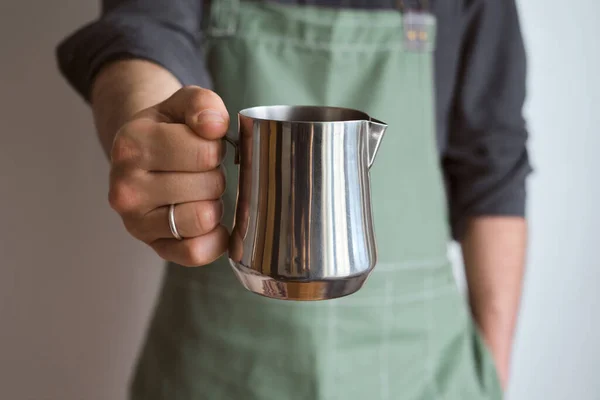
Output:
[107, 86, 231, 266]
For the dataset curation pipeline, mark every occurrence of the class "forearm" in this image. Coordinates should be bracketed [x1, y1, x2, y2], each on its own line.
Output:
[461, 216, 527, 386]
[90, 59, 182, 158]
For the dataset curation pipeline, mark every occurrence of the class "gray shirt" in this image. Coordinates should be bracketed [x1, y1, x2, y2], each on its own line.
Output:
[56, 0, 532, 239]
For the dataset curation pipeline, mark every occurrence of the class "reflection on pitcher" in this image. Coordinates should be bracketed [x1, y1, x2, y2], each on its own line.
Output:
[226, 106, 387, 300]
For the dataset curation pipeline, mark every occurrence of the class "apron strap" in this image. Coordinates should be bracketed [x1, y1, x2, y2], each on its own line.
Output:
[203, 0, 431, 36]
[203, 0, 433, 50]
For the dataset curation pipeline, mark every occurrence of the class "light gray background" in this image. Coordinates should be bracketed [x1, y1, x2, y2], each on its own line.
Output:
[0, 1, 598, 399]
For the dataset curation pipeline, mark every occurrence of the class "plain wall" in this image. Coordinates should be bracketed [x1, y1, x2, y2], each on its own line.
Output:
[506, 1, 600, 399]
[0, 1, 598, 399]
[0, 2, 164, 399]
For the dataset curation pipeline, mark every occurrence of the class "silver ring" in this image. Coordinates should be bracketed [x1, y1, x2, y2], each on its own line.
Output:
[168, 204, 183, 240]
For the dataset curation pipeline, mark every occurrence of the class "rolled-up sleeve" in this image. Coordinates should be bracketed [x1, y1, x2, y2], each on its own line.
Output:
[56, 0, 210, 101]
[443, 0, 532, 239]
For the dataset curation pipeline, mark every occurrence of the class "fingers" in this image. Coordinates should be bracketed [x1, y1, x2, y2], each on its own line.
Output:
[109, 167, 226, 215]
[108, 86, 232, 267]
[125, 200, 224, 243]
[155, 86, 230, 140]
[151, 225, 230, 267]
[112, 119, 225, 172]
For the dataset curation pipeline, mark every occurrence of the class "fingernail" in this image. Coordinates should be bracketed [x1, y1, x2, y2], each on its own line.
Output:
[197, 109, 226, 124]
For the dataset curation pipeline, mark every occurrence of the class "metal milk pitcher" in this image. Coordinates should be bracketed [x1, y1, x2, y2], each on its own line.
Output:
[226, 105, 387, 301]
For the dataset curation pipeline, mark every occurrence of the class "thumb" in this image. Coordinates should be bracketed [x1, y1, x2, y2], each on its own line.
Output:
[155, 86, 230, 140]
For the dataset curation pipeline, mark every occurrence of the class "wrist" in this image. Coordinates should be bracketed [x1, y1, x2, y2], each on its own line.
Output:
[90, 59, 182, 157]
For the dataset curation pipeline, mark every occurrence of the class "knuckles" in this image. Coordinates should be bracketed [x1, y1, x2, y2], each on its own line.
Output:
[111, 119, 153, 166]
[108, 180, 136, 214]
[108, 118, 154, 214]
[111, 135, 142, 166]
[108, 170, 142, 214]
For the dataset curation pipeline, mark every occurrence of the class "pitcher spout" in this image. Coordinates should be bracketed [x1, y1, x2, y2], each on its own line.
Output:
[367, 118, 387, 168]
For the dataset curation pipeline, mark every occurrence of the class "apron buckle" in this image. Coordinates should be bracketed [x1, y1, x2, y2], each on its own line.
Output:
[402, 11, 436, 52]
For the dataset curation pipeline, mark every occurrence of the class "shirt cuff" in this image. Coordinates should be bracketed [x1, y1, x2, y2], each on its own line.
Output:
[56, 14, 212, 102]
[447, 150, 532, 240]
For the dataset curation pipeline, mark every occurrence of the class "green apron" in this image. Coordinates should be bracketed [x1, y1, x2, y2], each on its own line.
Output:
[130, 1, 503, 399]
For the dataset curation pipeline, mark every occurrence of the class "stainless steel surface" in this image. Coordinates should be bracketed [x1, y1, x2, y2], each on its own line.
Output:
[168, 204, 183, 240]
[227, 106, 387, 300]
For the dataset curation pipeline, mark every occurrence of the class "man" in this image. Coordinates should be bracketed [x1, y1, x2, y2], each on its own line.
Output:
[57, 0, 530, 398]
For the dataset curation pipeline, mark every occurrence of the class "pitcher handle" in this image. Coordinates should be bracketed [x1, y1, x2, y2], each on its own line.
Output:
[223, 135, 240, 164]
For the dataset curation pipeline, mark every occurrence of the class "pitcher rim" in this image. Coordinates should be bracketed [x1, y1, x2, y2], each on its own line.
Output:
[238, 104, 376, 124]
